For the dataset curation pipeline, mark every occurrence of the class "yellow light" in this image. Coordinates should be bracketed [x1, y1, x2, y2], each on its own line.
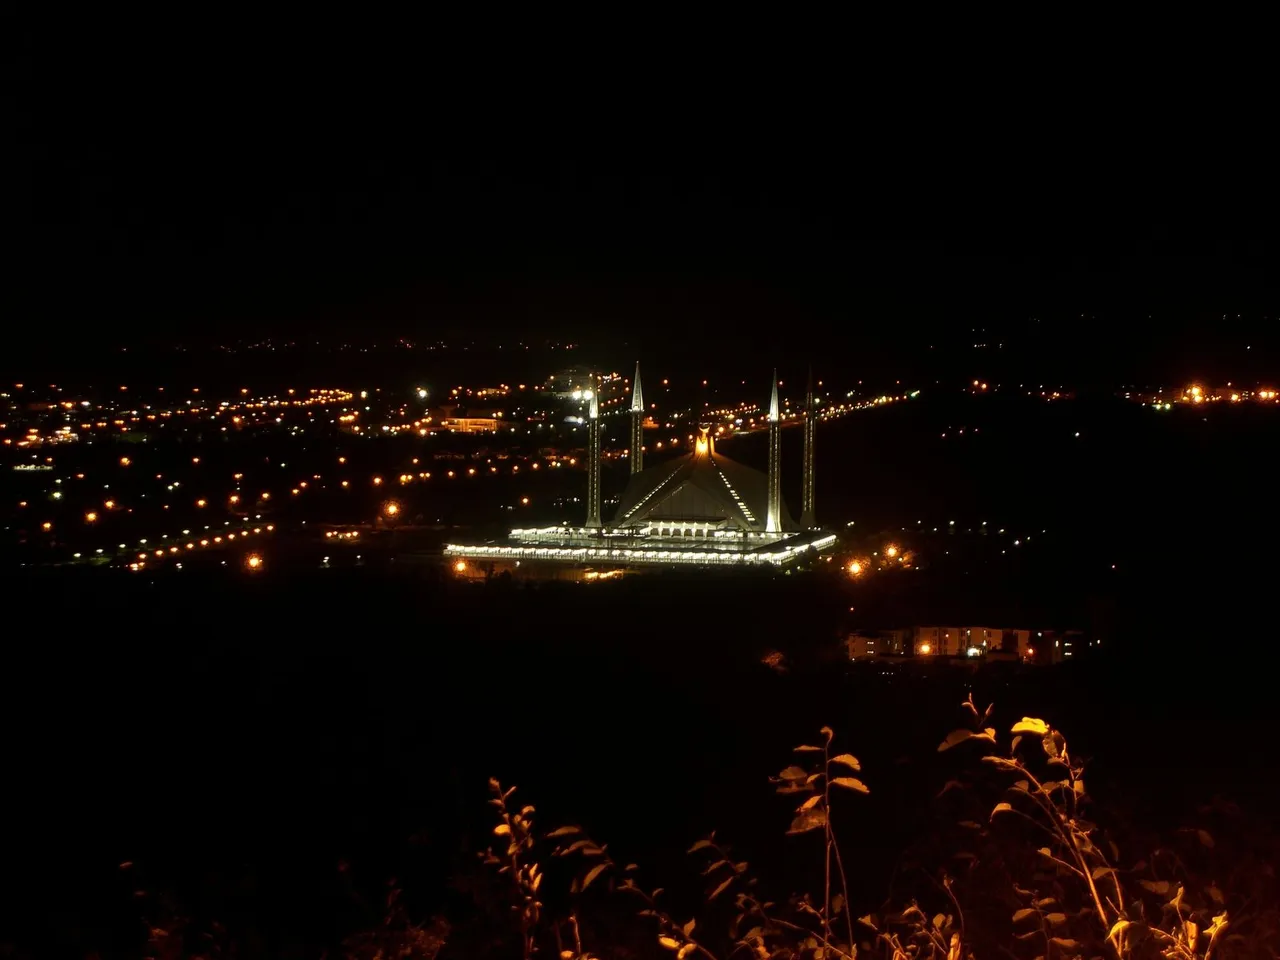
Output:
[85, 511, 98, 523]
[453, 559, 467, 573]
[229, 494, 240, 504]
[338, 456, 346, 464]
[341, 480, 349, 488]
[1027, 647, 1035, 657]
[41, 521, 52, 531]
[521, 496, 530, 505]
[260, 492, 270, 500]
[196, 499, 206, 508]
[885, 544, 899, 558]
[119, 456, 131, 466]
[372, 476, 382, 486]
[384, 501, 400, 516]
[848, 560, 863, 576]
[1190, 385, 1203, 397]
[919, 643, 932, 655]
[246, 554, 262, 570]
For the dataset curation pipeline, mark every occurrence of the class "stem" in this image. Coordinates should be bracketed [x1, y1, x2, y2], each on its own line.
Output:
[823, 741, 833, 944]
[1021, 766, 1114, 943]
[830, 824, 857, 950]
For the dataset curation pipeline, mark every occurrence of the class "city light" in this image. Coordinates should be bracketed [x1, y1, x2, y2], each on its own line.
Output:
[847, 560, 863, 576]
[84, 511, 97, 523]
[919, 643, 932, 655]
[885, 544, 899, 558]
[384, 501, 400, 517]
[453, 559, 467, 573]
[246, 554, 262, 570]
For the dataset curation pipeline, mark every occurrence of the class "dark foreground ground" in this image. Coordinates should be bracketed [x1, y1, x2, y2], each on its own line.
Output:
[3, 567, 1276, 958]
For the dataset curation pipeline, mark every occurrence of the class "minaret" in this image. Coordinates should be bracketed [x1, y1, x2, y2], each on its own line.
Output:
[800, 367, 816, 528]
[766, 370, 782, 534]
[586, 378, 602, 528]
[629, 361, 644, 475]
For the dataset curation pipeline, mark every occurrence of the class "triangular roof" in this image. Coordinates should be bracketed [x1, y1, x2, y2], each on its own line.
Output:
[610, 433, 795, 532]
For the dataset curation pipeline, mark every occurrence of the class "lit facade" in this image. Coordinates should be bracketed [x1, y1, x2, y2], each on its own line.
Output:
[445, 368, 836, 574]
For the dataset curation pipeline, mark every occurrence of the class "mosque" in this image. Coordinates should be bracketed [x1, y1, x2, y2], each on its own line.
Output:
[444, 365, 837, 573]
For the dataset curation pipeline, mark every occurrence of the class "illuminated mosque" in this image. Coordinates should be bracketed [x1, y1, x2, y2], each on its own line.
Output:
[444, 365, 837, 573]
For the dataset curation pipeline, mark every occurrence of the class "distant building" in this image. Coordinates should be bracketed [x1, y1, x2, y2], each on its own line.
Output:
[912, 626, 1031, 658]
[433, 404, 504, 433]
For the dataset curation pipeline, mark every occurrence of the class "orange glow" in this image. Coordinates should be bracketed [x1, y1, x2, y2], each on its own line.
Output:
[41, 521, 52, 531]
[919, 643, 932, 655]
[372, 476, 383, 486]
[341, 480, 349, 488]
[384, 501, 400, 517]
[260, 492, 270, 500]
[885, 544, 899, 558]
[229, 494, 240, 504]
[453, 559, 467, 573]
[119, 456, 131, 466]
[521, 496, 530, 505]
[196, 499, 207, 508]
[847, 560, 863, 576]
[85, 512, 98, 523]
[246, 554, 262, 570]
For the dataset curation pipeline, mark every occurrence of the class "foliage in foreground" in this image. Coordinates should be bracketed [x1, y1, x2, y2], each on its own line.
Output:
[99, 700, 1279, 959]
[471, 698, 1277, 960]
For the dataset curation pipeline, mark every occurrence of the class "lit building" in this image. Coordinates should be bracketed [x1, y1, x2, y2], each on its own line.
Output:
[446, 367, 837, 574]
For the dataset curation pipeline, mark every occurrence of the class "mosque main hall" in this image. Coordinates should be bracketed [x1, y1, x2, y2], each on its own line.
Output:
[444, 366, 837, 574]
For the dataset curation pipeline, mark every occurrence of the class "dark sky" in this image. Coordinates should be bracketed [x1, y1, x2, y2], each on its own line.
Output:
[10, 16, 1280, 370]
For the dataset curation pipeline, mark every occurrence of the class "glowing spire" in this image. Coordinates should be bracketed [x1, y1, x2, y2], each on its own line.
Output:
[587, 374, 602, 527]
[630, 362, 645, 474]
[801, 366, 816, 529]
[630, 361, 644, 413]
[766, 371, 782, 533]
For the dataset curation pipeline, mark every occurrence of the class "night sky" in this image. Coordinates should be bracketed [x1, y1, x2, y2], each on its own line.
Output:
[11, 17, 1280, 374]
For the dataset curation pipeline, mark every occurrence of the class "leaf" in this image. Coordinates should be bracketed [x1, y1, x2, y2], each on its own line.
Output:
[1049, 938, 1080, 950]
[933, 913, 946, 930]
[702, 859, 730, 875]
[799, 795, 822, 812]
[493, 824, 511, 836]
[1091, 866, 1114, 879]
[1197, 829, 1215, 848]
[991, 802, 1014, 818]
[958, 820, 983, 830]
[794, 744, 823, 753]
[546, 826, 580, 838]
[937, 780, 964, 798]
[581, 861, 610, 891]
[677, 945, 696, 960]
[1012, 718, 1049, 735]
[832, 893, 845, 916]
[830, 753, 862, 772]
[688, 839, 715, 853]
[1140, 879, 1171, 895]
[709, 876, 734, 900]
[683, 918, 696, 937]
[820, 725, 834, 742]
[831, 777, 870, 795]
[778, 765, 809, 781]
[1041, 733, 1060, 758]
[658, 936, 681, 951]
[1206, 884, 1224, 905]
[1045, 913, 1067, 927]
[1012, 908, 1036, 923]
[1073, 780, 1085, 797]
[787, 808, 828, 834]
[858, 915, 878, 931]
[1108, 920, 1131, 944]
[938, 729, 975, 752]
